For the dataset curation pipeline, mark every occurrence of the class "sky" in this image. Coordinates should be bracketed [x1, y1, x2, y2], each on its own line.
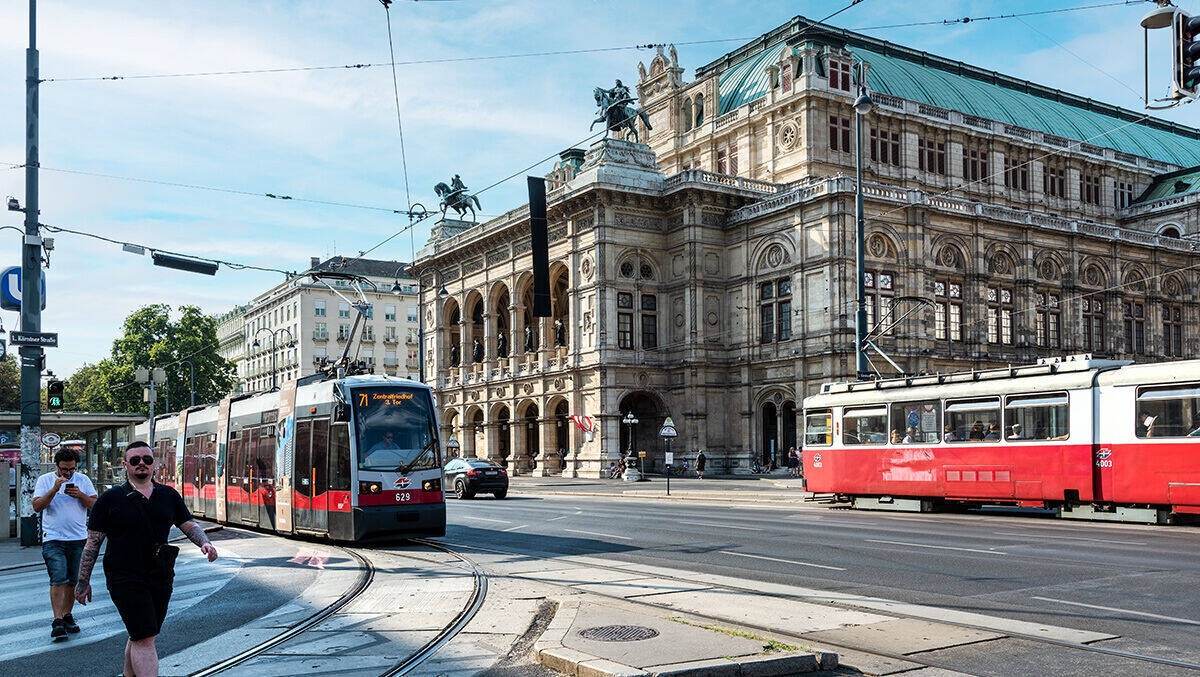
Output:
[0, 0, 1198, 376]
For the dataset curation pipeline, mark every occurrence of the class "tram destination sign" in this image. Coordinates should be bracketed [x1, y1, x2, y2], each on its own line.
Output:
[9, 331, 58, 347]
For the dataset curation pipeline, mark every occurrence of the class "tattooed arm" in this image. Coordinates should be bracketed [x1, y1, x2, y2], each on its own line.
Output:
[180, 520, 218, 562]
[75, 529, 106, 604]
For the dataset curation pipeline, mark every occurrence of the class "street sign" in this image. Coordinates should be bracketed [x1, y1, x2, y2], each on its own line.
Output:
[9, 331, 57, 347]
[637, 451, 646, 458]
[0, 266, 46, 311]
[664, 451, 674, 464]
[41, 432, 61, 448]
[658, 416, 678, 438]
[0, 432, 9, 445]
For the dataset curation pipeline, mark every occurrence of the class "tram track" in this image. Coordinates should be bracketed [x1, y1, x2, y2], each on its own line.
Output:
[446, 539, 1200, 675]
[188, 535, 486, 677]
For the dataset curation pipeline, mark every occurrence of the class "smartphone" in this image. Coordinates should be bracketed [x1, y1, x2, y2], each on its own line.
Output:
[65, 483, 75, 489]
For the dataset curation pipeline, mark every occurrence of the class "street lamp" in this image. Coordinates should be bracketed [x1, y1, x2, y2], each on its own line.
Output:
[853, 60, 874, 381]
[622, 411, 641, 480]
[403, 265, 448, 383]
[251, 326, 295, 391]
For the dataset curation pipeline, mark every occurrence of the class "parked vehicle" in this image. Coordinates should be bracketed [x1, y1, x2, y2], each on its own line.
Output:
[444, 458, 508, 499]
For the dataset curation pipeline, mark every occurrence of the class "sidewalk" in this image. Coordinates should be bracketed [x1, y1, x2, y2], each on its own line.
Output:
[508, 475, 818, 504]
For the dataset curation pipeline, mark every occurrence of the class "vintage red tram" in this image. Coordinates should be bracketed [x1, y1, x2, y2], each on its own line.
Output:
[802, 355, 1200, 523]
[136, 374, 446, 541]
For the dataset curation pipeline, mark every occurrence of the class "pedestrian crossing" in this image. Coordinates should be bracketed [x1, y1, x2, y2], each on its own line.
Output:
[0, 548, 244, 662]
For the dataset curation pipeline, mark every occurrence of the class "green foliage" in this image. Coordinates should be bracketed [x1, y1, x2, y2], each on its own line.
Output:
[62, 304, 234, 416]
[0, 354, 20, 411]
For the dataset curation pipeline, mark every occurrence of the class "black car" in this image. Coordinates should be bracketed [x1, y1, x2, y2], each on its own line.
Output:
[443, 458, 508, 499]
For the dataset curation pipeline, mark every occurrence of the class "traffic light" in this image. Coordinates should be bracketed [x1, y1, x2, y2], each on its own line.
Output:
[47, 379, 64, 411]
[1172, 10, 1200, 98]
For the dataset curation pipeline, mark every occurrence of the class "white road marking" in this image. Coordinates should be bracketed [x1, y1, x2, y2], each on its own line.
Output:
[501, 524, 528, 532]
[674, 519, 762, 531]
[456, 515, 512, 523]
[564, 528, 633, 541]
[1031, 597, 1200, 625]
[547, 515, 568, 521]
[718, 550, 846, 571]
[993, 531, 1146, 546]
[865, 539, 1006, 555]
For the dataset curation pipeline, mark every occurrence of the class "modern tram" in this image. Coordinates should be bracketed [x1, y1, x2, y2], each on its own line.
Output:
[802, 355, 1200, 524]
[134, 375, 445, 541]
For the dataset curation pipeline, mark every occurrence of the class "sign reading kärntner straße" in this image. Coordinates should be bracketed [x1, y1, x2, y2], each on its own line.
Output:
[9, 331, 58, 347]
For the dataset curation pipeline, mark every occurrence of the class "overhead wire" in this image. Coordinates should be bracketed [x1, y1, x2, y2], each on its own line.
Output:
[381, 0, 414, 216]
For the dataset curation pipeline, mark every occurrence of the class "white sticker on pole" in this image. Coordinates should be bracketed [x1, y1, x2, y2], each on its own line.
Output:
[659, 417, 678, 438]
[665, 451, 674, 464]
[41, 432, 61, 448]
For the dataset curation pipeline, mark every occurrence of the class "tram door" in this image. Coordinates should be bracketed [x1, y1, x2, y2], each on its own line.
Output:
[225, 430, 242, 523]
[293, 420, 329, 532]
[243, 428, 261, 527]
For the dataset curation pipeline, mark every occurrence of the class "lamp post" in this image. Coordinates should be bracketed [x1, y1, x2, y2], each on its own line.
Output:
[401, 266, 447, 383]
[445, 435, 460, 460]
[853, 61, 875, 381]
[621, 411, 640, 481]
[251, 326, 295, 391]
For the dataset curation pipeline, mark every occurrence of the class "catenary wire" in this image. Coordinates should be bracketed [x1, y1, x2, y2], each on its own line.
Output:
[381, 1, 414, 216]
[1015, 16, 1142, 100]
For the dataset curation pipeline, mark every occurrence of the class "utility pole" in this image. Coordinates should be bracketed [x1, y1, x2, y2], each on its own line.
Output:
[17, 0, 43, 546]
[852, 62, 874, 381]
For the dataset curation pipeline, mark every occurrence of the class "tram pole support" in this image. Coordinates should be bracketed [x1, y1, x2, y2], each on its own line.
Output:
[853, 62, 874, 381]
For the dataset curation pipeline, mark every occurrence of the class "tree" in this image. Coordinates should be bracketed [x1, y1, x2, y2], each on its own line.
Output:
[0, 354, 20, 411]
[62, 304, 234, 416]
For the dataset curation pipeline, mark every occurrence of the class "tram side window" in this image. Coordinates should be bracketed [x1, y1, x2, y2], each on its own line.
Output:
[889, 401, 941, 444]
[329, 422, 351, 491]
[1136, 385, 1200, 438]
[805, 411, 832, 446]
[945, 398, 1001, 442]
[1005, 393, 1069, 440]
[843, 406, 887, 445]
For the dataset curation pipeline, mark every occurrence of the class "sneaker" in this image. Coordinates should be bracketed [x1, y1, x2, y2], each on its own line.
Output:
[50, 619, 66, 638]
[62, 614, 80, 633]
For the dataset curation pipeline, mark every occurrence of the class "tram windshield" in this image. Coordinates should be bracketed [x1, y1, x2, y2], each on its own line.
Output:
[352, 387, 440, 472]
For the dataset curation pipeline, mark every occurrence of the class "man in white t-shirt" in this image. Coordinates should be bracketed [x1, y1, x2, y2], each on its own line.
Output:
[33, 448, 97, 639]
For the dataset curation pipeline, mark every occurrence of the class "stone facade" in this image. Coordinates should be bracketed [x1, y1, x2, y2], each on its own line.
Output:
[416, 23, 1200, 477]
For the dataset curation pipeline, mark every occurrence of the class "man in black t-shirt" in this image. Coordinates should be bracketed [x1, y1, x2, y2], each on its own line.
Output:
[74, 441, 218, 677]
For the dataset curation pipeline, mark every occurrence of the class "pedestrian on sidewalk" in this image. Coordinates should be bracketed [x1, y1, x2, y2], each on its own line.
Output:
[786, 447, 798, 477]
[696, 449, 707, 479]
[74, 441, 219, 677]
[33, 447, 98, 639]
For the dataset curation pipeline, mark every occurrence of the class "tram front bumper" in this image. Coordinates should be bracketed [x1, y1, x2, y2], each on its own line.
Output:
[354, 501, 446, 540]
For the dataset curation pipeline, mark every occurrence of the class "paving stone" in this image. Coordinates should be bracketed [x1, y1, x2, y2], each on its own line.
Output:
[804, 618, 1002, 656]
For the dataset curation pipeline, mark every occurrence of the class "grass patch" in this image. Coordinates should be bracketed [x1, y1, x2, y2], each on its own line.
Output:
[669, 617, 798, 653]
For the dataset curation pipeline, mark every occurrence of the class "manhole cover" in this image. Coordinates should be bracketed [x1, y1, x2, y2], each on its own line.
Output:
[578, 625, 660, 642]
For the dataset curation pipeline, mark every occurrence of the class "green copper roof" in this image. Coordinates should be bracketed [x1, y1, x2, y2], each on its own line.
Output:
[1135, 165, 1200, 203]
[709, 17, 1200, 167]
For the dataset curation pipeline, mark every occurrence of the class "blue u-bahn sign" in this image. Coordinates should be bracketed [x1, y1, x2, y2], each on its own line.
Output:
[0, 266, 46, 311]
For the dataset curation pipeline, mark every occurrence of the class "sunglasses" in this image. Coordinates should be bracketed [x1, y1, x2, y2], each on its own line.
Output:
[127, 455, 154, 466]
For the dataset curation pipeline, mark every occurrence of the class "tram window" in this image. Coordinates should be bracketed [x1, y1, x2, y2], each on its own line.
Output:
[805, 411, 833, 446]
[294, 421, 313, 497]
[1005, 393, 1069, 440]
[1136, 384, 1200, 438]
[890, 401, 940, 444]
[312, 420, 330, 495]
[843, 406, 887, 445]
[945, 398, 1001, 442]
[329, 422, 351, 491]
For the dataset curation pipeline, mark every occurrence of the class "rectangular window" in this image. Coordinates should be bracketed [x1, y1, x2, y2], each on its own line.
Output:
[314, 300, 326, 317]
[829, 60, 852, 91]
[804, 411, 832, 446]
[716, 148, 726, 174]
[314, 346, 327, 358]
[869, 129, 901, 166]
[889, 401, 941, 444]
[338, 302, 350, 319]
[385, 305, 396, 321]
[1081, 173, 1101, 205]
[641, 314, 658, 349]
[780, 62, 792, 93]
[945, 398, 1001, 442]
[1114, 181, 1136, 209]
[1123, 301, 1145, 354]
[842, 406, 887, 445]
[962, 147, 988, 183]
[618, 313, 633, 349]
[829, 116, 851, 152]
[934, 279, 962, 341]
[1043, 166, 1066, 198]
[1164, 304, 1184, 357]
[917, 138, 946, 175]
[760, 304, 774, 343]
[778, 300, 791, 341]
[1003, 155, 1029, 191]
[1083, 298, 1105, 352]
[864, 270, 895, 336]
[987, 286, 1014, 345]
[1036, 293, 1060, 348]
[760, 278, 792, 343]
[1005, 393, 1069, 441]
[407, 306, 418, 322]
[1136, 384, 1200, 438]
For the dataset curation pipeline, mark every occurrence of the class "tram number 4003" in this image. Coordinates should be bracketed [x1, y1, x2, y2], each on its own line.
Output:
[395, 492, 412, 502]
[1095, 449, 1114, 469]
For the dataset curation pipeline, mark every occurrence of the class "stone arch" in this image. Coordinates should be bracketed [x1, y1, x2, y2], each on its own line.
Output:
[464, 405, 485, 459]
[1162, 272, 1188, 299]
[754, 387, 797, 469]
[441, 297, 462, 367]
[442, 409, 460, 458]
[682, 97, 694, 132]
[547, 396, 571, 463]
[1122, 265, 1149, 293]
[694, 93, 705, 127]
[616, 390, 671, 472]
[617, 250, 658, 282]
[488, 402, 511, 462]
[1159, 223, 1183, 239]
[931, 239, 967, 271]
[986, 247, 1018, 278]
[1079, 260, 1108, 288]
[865, 230, 900, 263]
[1033, 251, 1064, 282]
[489, 281, 512, 359]
[514, 272, 538, 354]
[752, 238, 795, 273]
[462, 291, 485, 363]
[549, 262, 571, 349]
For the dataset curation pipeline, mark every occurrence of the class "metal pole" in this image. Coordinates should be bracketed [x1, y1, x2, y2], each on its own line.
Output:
[147, 382, 156, 454]
[854, 68, 869, 381]
[18, 0, 42, 546]
[417, 282, 425, 382]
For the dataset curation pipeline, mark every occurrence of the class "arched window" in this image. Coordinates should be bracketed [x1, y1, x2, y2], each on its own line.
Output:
[682, 98, 693, 132]
[1161, 226, 1182, 239]
[694, 93, 705, 127]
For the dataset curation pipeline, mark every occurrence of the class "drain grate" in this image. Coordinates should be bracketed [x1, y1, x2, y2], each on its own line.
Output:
[578, 625, 660, 642]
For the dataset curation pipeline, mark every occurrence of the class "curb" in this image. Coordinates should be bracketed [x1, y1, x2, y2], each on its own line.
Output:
[534, 599, 836, 677]
[510, 490, 809, 505]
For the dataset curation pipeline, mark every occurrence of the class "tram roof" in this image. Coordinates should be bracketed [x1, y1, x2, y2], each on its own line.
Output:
[1096, 359, 1200, 388]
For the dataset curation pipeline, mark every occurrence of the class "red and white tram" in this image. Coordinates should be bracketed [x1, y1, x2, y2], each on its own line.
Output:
[135, 375, 446, 541]
[802, 355, 1200, 524]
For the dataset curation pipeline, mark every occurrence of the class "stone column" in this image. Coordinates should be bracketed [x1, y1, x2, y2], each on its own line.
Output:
[483, 422, 501, 462]
[463, 423, 477, 458]
[534, 417, 558, 477]
[510, 421, 528, 475]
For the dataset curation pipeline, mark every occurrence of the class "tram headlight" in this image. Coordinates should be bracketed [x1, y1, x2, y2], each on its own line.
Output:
[358, 480, 382, 494]
[422, 479, 441, 492]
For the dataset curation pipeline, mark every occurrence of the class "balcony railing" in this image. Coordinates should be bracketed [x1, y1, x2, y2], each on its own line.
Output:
[384, 336, 398, 344]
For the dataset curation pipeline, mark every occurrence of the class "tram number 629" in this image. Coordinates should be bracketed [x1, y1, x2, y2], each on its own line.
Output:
[395, 492, 412, 502]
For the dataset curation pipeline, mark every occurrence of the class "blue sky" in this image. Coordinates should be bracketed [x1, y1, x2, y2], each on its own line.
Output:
[0, 0, 1197, 376]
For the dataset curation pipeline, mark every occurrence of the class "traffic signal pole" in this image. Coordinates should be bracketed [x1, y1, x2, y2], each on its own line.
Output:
[18, 0, 43, 546]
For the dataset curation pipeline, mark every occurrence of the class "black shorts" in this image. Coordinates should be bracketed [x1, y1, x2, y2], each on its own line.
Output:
[108, 578, 173, 641]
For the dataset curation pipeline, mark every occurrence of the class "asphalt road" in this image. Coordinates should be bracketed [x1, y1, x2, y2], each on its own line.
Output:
[443, 493, 1200, 675]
